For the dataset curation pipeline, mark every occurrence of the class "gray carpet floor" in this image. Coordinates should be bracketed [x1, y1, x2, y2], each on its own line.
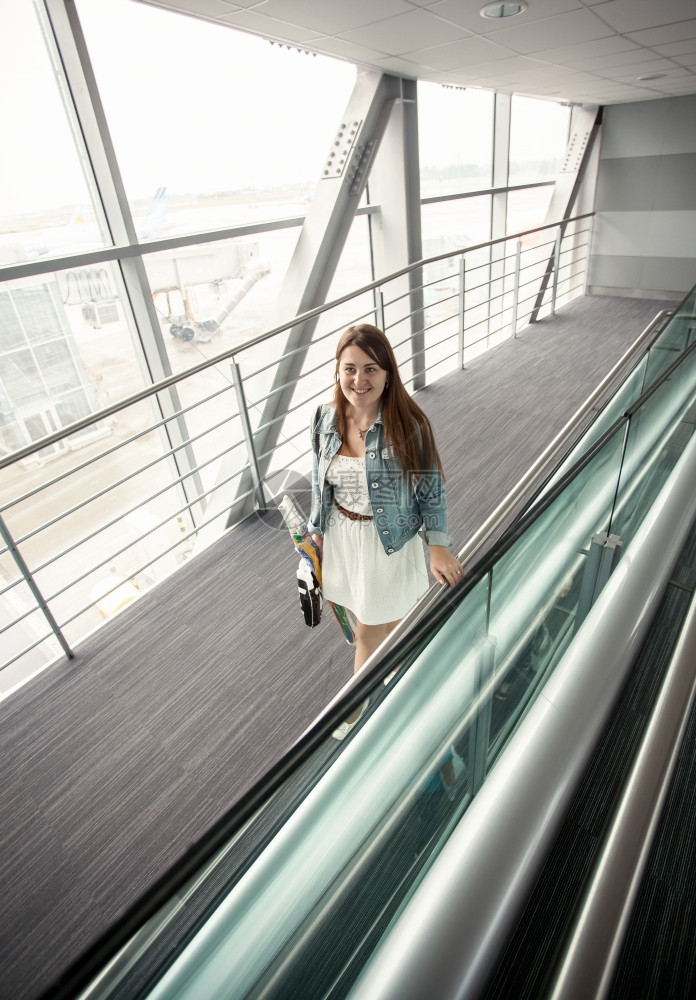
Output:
[0, 293, 671, 999]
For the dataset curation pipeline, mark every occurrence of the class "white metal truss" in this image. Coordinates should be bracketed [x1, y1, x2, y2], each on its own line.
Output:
[216, 70, 414, 527]
[43, 0, 205, 521]
[529, 104, 603, 322]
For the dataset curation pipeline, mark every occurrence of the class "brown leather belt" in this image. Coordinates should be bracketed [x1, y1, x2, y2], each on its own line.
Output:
[335, 500, 373, 522]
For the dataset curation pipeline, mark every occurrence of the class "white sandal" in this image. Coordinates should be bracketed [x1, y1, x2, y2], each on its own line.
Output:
[332, 699, 369, 741]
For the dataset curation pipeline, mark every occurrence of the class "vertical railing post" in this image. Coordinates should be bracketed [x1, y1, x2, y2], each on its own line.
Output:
[511, 239, 522, 339]
[375, 288, 386, 333]
[231, 360, 267, 512]
[458, 256, 466, 369]
[551, 227, 561, 316]
[0, 514, 73, 660]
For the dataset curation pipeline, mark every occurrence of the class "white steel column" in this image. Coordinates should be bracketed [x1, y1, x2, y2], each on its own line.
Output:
[369, 78, 425, 388]
[490, 93, 512, 348]
[529, 104, 602, 321]
[42, 0, 204, 518]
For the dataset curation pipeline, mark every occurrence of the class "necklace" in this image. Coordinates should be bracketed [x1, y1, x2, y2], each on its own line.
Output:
[350, 409, 377, 440]
[353, 416, 373, 440]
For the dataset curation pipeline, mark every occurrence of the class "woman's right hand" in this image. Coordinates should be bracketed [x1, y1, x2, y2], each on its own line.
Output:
[311, 534, 324, 561]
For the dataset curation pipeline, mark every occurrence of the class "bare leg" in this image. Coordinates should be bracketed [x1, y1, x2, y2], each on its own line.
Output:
[341, 617, 400, 724]
[353, 618, 400, 672]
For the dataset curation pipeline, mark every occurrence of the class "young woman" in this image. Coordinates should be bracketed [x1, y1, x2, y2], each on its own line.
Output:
[308, 324, 463, 737]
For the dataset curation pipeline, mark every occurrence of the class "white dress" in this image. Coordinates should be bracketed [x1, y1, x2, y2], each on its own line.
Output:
[321, 453, 429, 626]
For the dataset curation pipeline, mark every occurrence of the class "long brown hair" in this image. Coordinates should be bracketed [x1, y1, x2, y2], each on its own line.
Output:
[333, 324, 444, 478]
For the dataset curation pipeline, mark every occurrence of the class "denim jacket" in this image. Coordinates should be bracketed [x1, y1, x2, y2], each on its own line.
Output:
[307, 403, 452, 556]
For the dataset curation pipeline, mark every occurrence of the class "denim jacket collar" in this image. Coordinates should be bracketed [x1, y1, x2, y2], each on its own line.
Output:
[309, 401, 451, 553]
[318, 402, 383, 436]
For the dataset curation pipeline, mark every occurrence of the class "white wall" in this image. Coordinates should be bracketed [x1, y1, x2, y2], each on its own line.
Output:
[589, 94, 696, 301]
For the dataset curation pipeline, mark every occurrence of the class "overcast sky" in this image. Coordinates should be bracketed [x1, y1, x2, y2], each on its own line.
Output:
[1, 0, 567, 220]
[1, 0, 356, 215]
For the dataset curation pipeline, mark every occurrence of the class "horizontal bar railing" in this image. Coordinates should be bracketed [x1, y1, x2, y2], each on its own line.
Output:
[0, 215, 594, 685]
[32, 443, 240, 587]
[0, 213, 593, 472]
[10, 414, 242, 551]
[0, 384, 238, 516]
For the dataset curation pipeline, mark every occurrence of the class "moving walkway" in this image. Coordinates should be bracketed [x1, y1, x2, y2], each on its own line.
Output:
[44, 285, 696, 1000]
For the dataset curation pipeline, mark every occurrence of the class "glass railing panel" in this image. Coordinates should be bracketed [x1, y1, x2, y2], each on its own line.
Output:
[122, 437, 630, 1000]
[485, 424, 627, 767]
[118, 576, 493, 1000]
[643, 284, 696, 388]
[538, 357, 647, 500]
[608, 344, 696, 548]
[533, 285, 695, 507]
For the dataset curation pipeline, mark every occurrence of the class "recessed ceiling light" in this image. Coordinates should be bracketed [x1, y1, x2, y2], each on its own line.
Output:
[638, 73, 667, 81]
[480, 2, 528, 18]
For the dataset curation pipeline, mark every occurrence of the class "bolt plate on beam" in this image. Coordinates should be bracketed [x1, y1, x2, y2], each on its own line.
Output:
[323, 120, 362, 179]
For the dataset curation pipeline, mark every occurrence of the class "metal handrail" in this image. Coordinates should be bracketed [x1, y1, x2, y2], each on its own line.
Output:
[313, 307, 673, 712]
[547, 592, 696, 1000]
[30, 291, 689, 1000]
[348, 423, 696, 1000]
[0, 212, 593, 472]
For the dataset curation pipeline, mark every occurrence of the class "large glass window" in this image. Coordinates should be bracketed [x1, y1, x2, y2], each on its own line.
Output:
[0, 1, 109, 267]
[0, 0, 586, 691]
[0, 276, 137, 456]
[506, 186, 555, 235]
[508, 96, 570, 186]
[76, 0, 356, 237]
[144, 226, 303, 373]
[418, 84, 494, 199]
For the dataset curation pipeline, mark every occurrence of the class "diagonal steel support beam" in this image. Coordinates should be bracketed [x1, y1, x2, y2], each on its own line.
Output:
[225, 72, 402, 525]
[45, 0, 206, 522]
[530, 104, 603, 323]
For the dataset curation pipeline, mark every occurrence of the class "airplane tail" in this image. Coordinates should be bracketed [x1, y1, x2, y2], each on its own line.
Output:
[138, 186, 167, 239]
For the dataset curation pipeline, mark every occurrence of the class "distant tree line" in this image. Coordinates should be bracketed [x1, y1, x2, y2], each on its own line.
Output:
[421, 159, 560, 182]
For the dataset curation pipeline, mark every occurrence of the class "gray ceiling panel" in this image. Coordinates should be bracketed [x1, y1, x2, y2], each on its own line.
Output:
[141, 0, 696, 104]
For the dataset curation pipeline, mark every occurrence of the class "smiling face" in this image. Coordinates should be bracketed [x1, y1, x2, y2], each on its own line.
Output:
[337, 344, 388, 413]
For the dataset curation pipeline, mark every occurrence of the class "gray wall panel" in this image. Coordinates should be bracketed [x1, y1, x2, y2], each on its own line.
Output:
[590, 255, 696, 295]
[595, 154, 696, 212]
[600, 96, 696, 159]
[594, 211, 696, 258]
[641, 257, 696, 294]
[590, 94, 696, 297]
[589, 254, 643, 290]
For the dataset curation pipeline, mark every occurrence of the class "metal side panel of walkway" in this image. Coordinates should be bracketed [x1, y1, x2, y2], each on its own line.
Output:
[0, 294, 671, 1000]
